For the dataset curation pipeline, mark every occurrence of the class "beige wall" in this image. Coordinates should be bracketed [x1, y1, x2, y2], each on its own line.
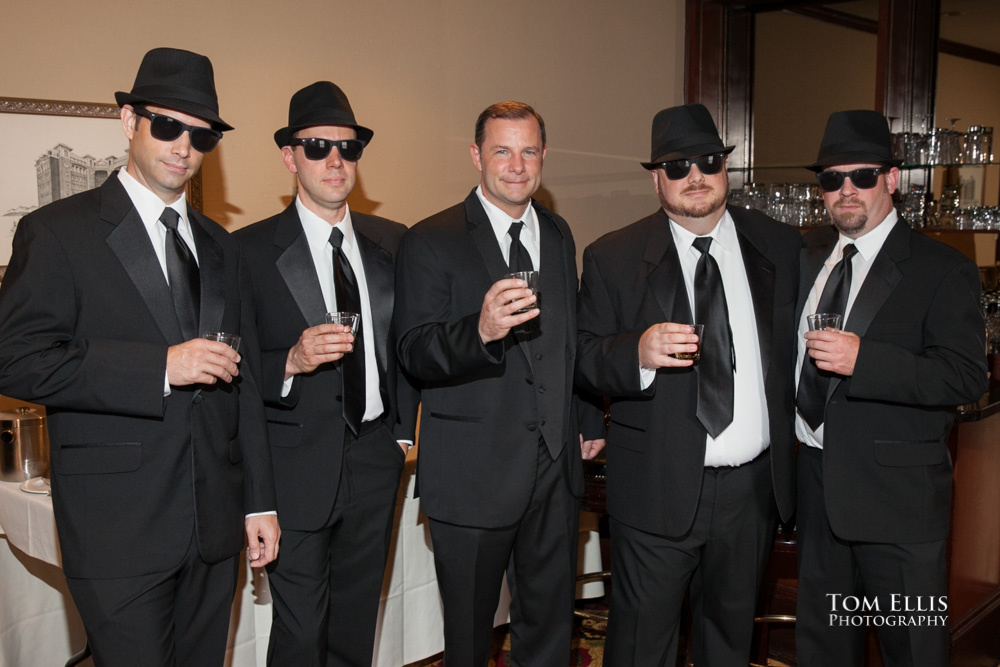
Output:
[2, 0, 685, 259]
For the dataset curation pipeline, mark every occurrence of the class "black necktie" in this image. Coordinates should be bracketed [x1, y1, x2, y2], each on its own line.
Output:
[330, 227, 365, 435]
[692, 236, 735, 438]
[507, 222, 533, 272]
[159, 207, 200, 341]
[797, 243, 858, 430]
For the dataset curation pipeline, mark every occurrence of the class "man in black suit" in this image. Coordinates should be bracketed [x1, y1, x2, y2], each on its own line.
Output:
[794, 110, 987, 667]
[236, 82, 418, 667]
[394, 101, 604, 666]
[0, 48, 279, 666]
[576, 103, 800, 666]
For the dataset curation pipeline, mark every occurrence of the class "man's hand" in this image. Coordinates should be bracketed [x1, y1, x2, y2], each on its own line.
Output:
[638, 322, 699, 370]
[285, 324, 354, 380]
[580, 434, 606, 460]
[398, 441, 410, 457]
[245, 515, 280, 568]
[805, 329, 860, 376]
[167, 338, 240, 387]
[478, 277, 539, 343]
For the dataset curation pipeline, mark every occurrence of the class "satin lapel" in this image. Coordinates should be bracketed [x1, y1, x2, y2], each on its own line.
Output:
[828, 219, 907, 401]
[644, 210, 692, 324]
[354, 219, 393, 377]
[274, 208, 327, 329]
[798, 226, 837, 320]
[102, 185, 184, 345]
[189, 209, 225, 335]
[733, 212, 776, 382]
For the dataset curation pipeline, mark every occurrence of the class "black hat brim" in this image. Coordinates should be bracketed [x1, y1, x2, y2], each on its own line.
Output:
[641, 143, 735, 170]
[116, 91, 234, 132]
[274, 122, 374, 149]
[805, 151, 903, 172]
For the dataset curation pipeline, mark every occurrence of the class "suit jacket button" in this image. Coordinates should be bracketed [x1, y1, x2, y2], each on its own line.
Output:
[525, 377, 534, 385]
[537, 386, 546, 393]
[534, 353, 543, 360]
[527, 423, 538, 432]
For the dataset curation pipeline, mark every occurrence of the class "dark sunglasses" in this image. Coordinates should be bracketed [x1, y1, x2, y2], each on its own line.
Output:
[657, 153, 726, 180]
[816, 166, 891, 192]
[288, 137, 365, 162]
[132, 106, 223, 153]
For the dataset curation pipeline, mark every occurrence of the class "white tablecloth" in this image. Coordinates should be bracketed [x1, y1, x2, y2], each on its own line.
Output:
[0, 458, 603, 667]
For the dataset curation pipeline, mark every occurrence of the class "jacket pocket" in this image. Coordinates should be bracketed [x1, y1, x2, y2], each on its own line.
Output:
[874, 439, 944, 467]
[267, 420, 304, 448]
[59, 442, 142, 475]
[609, 418, 647, 452]
[429, 412, 486, 424]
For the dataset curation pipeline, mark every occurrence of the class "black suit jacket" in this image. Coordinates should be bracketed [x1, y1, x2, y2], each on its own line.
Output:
[576, 206, 800, 537]
[394, 190, 596, 529]
[235, 204, 418, 531]
[797, 220, 987, 544]
[0, 175, 274, 578]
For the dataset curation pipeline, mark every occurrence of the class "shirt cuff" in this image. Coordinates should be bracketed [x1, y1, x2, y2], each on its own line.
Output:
[245, 511, 277, 518]
[280, 376, 294, 398]
[639, 365, 655, 390]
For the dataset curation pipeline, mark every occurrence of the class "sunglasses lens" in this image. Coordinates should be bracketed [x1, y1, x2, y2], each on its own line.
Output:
[189, 128, 222, 153]
[149, 115, 184, 142]
[697, 154, 725, 175]
[302, 139, 333, 160]
[662, 161, 691, 180]
[851, 169, 880, 189]
[816, 171, 845, 192]
[338, 140, 364, 162]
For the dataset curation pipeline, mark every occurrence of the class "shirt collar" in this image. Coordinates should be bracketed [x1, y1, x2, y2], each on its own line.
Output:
[296, 196, 355, 252]
[117, 168, 189, 229]
[668, 208, 737, 258]
[833, 208, 897, 266]
[475, 185, 538, 248]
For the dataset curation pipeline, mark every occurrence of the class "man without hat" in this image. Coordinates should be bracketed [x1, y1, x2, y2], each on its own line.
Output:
[575, 103, 800, 665]
[794, 109, 987, 666]
[0, 47, 279, 666]
[393, 101, 605, 665]
[235, 81, 418, 666]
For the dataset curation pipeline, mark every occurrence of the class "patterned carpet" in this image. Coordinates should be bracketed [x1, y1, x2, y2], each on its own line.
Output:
[411, 601, 608, 666]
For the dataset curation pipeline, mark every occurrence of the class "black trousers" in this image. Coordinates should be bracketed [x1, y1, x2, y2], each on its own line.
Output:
[796, 446, 949, 667]
[428, 439, 579, 667]
[66, 526, 239, 667]
[605, 450, 778, 667]
[266, 421, 406, 667]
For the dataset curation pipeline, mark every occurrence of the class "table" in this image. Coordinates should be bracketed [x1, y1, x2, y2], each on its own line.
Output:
[0, 456, 604, 666]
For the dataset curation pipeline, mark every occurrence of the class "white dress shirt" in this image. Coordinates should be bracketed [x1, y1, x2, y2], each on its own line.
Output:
[795, 210, 898, 449]
[475, 185, 541, 270]
[641, 211, 770, 466]
[282, 198, 385, 423]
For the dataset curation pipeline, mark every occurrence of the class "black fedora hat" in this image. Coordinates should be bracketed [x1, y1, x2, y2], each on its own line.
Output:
[274, 82, 374, 148]
[806, 110, 902, 171]
[115, 47, 233, 132]
[641, 103, 734, 170]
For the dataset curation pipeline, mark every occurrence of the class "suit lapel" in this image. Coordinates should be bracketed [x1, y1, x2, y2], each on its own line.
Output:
[644, 210, 693, 324]
[354, 216, 393, 378]
[102, 179, 185, 345]
[732, 209, 776, 382]
[274, 205, 327, 329]
[190, 209, 224, 335]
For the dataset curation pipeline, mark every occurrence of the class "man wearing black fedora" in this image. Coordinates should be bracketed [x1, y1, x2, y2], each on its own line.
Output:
[235, 81, 418, 666]
[576, 103, 800, 665]
[794, 109, 986, 667]
[0, 47, 279, 665]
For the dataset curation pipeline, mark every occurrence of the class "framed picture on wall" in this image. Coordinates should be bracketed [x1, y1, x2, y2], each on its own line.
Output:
[0, 96, 202, 267]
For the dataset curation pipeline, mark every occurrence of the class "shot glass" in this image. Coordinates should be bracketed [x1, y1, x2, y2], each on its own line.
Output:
[203, 331, 241, 352]
[670, 323, 704, 360]
[505, 270, 540, 313]
[807, 313, 842, 331]
[325, 311, 360, 335]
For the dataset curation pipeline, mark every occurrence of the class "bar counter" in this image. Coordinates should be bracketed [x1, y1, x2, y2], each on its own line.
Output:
[948, 379, 1000, 640]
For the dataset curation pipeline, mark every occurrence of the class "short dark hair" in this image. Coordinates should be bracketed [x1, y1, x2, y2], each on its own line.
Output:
[474, 101, 546, 149]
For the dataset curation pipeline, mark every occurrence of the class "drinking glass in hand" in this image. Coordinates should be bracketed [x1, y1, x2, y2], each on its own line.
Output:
[203, 331, 241, 352]
[807, 313, 842, 331]
[670, 323, 704, 360]
[505, 271, 540, 313]
[325, 312, 360, 335]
